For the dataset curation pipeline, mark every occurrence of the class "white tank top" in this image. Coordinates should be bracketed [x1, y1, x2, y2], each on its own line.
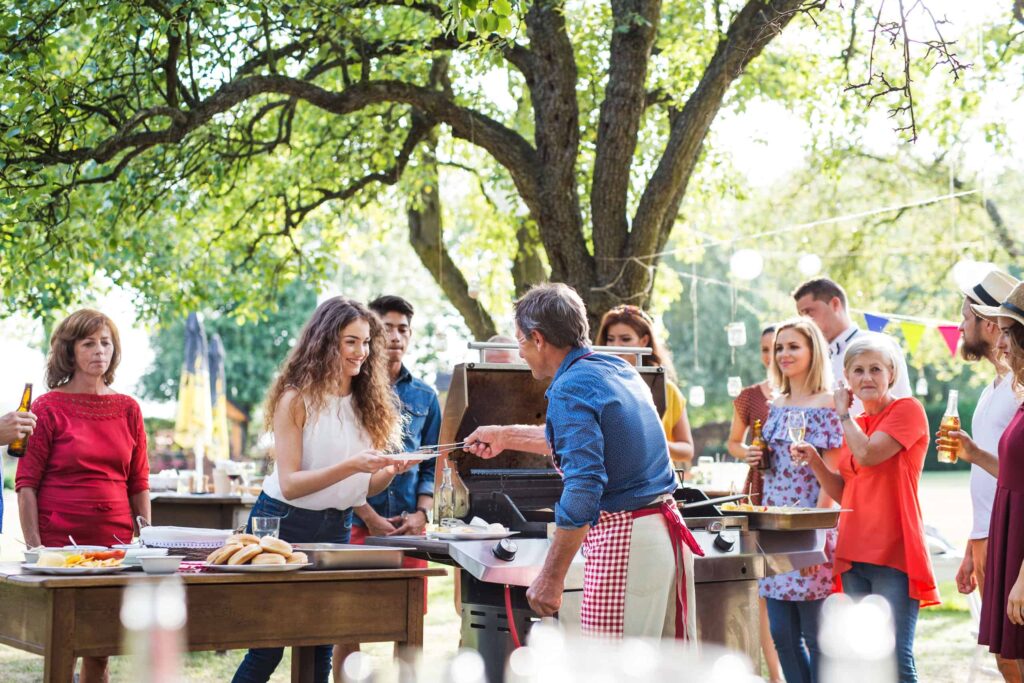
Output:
[262, 394, 373, 511]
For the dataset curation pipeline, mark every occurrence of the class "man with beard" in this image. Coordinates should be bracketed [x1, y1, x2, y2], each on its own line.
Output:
[956, 268, 1021, 683]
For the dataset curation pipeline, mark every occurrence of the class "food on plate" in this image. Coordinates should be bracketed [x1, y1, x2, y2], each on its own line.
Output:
[207, 543, 244, 565]
[720, 502, 822, 513]
[486, 522, 506, 533]
[287, 551, 308, 565]
[259, 536, 293, 556]
[228, 544, 263, 565]
[252, 553, 286, 565]
[35, 549, 125, 568]
[226, 533, 260, 546]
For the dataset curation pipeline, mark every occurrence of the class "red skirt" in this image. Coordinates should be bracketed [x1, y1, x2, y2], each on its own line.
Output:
[37, 497, 134, 547]
[979, 486, 1024, 658]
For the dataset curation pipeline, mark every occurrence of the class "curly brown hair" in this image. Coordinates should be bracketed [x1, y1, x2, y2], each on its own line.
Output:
[595, 305, 677, 382]
[1002, 319, 1024, 397]
[45, 309, 121, 389]
[264, 297, 401, 450]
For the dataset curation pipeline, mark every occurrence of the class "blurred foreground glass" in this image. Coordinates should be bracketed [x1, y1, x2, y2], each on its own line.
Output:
[252, 516, 280, 538]
[505, 622, 763, 683]
[820, 593, 896, 683]
[120, 575, 186, 683]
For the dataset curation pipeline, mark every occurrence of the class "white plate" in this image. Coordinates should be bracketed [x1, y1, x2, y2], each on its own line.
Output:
[22, 563, 128, 575]
[385, 453, 430, 462]
[204, 562, 311, 573]
[427, 530, 519, 541]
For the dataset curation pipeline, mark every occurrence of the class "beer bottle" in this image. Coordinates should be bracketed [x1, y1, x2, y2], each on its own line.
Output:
[937, 389, 960, 464]
[751, 419, 770, 471]
[7, 383, 33, 458]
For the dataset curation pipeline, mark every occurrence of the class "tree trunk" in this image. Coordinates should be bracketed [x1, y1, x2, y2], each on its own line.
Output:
[512, 219, 548, 296]
[407, 131, 498, 341]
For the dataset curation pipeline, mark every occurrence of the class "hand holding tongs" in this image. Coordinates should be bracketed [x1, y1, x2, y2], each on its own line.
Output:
[416, 441, 468, 455]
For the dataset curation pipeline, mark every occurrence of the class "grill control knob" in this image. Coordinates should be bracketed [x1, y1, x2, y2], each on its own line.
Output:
[492, 538, 518, 562]
[713, 531, 735, 552]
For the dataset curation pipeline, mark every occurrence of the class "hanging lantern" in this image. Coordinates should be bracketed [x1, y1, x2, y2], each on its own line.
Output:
[727, 376, 743, 397]
[726, 322, 747, 347]
[729, 249, 764, 281]
[915, 375, 929, 397]
[688, 386, 706, 407]
[798, 253, 822, 276]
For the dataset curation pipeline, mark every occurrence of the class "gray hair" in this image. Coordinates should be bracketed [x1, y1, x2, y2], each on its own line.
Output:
[843, 334, 900, 387]
[514, 283, 590, 349]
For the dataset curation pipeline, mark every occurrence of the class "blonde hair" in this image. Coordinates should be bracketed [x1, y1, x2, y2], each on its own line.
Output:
[769, 317, 833, 396]
[844, 335, 899, 388]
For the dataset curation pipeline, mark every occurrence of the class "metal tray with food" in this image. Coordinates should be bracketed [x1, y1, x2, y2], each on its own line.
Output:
[289, 543, 412, 570]
[717, 503, 846, 530]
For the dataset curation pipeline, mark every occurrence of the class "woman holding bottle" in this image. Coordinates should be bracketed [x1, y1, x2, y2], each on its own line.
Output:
[726, 324, 782, 683]
[596, 304, 695, 465]
[745, 317, 843, 683]
[952, 283, 1024, 675]
[232, 297, 415, 683]
[792, 335, 938, 683]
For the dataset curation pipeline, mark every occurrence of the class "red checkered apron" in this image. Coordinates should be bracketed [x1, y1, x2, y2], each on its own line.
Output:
[579, 499, 704, 639]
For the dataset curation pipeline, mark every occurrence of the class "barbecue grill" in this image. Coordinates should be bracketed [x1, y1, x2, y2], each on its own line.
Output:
[368, 349, 827, 683]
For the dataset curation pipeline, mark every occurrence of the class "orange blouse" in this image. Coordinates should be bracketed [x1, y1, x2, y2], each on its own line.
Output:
[834, 397, 939, 606]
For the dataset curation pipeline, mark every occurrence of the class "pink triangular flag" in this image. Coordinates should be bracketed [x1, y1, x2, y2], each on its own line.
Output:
[937, 325, 961, 357]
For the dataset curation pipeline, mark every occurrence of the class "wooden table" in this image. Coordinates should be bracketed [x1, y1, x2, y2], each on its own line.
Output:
[149, 493, 254, 530]
[0, 562, 445, 682]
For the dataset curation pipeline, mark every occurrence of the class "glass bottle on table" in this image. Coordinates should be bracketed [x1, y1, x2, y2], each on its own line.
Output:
[438, 460, 457, 527]
[6, 383, 33, 457]
[937, 389, 960, 463]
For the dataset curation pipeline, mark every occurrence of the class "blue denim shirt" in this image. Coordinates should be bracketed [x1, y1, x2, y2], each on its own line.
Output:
[546, 346, 677, 529]
[353, 365, 441, 525]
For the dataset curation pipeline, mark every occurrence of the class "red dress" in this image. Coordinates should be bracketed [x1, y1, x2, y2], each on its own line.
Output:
[16, 392, 149, 547]
[980, 403, 1024, 657]
[734, 384, 771, 502]
[833, 398, 939, 606]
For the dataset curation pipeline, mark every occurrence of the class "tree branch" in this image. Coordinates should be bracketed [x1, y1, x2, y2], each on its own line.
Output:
[629, 0, 812, 292]
[592, 0, 662, 280]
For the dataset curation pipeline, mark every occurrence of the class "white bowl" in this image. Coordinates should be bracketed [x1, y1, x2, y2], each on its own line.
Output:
[140, 555, 184, 574]
[63, 545, 107, 552]
[23, 547, 65, 564]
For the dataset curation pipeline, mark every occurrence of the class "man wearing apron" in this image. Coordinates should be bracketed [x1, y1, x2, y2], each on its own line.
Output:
[465, 283, 703, 639]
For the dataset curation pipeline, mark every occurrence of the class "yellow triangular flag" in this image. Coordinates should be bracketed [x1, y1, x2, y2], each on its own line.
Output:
[900, 321, 927, 356]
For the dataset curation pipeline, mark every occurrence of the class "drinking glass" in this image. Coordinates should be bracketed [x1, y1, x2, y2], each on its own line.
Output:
[786, 411, 807, 447]
[252, 517, 280, 538]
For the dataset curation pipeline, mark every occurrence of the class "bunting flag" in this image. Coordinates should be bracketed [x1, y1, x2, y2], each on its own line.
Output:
[900, 321, 927, 355]
[863, 313, 891, 333]
[938, 325, 961, 357]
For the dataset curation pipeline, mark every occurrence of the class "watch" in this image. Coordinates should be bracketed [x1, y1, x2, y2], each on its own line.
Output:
[415, 506, 431, 518]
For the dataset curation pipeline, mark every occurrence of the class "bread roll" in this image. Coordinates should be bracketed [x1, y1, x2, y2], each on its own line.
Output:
[252, 552, 286, 565]
[259, 535, 293, 556]
[228, 544, 263, 565]
[208, 543, 244, 565]
[286, 551, 309, 565]
[227, 533, 260, 546]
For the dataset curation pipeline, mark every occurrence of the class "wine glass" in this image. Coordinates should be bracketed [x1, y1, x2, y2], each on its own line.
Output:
[786, 410, 807, 449]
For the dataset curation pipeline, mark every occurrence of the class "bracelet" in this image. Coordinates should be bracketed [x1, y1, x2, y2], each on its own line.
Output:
[837, 413, 850, 420]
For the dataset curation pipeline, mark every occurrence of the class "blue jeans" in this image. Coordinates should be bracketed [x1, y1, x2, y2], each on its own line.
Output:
[232, 492, 353, 683]
[841, 562, 920, 683]
[765, 597, 825, 683]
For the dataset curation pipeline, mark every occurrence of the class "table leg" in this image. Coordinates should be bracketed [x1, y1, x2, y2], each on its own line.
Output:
[291, 645, 317, 683]
[45, 591, 77, 683]
[402, 577, 425, 648]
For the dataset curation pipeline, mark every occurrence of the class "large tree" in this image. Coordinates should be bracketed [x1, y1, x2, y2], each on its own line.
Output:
[0, 0, 977, 333]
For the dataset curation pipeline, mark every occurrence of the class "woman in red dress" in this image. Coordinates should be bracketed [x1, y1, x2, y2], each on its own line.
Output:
[16, 309, 150, 683]
[955, 283, 1024, 675]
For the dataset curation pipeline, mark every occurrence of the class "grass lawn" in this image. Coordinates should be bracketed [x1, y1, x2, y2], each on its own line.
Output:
[0, 569, 987, 682]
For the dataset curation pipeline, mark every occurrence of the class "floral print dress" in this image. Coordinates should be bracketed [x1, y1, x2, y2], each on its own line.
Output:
[758, 404, 844, 602]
